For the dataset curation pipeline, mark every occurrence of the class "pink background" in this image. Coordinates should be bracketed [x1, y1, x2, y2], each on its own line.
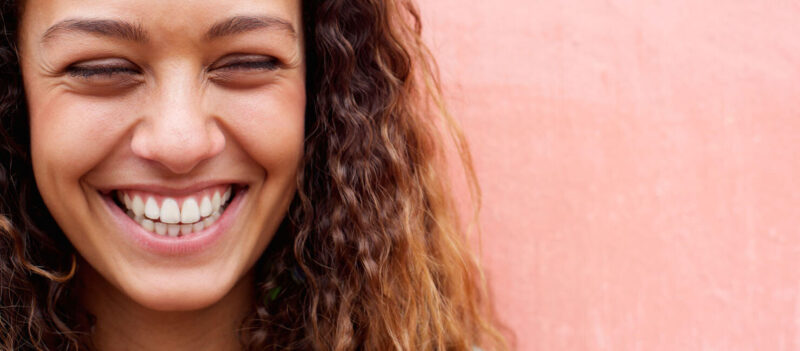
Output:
[420, 1, 800, 350]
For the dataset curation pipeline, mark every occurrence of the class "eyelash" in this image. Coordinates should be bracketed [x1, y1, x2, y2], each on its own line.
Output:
[66, 66, 137, 78]
[217, 58, 280, 72]
[66, 58, 281, 78]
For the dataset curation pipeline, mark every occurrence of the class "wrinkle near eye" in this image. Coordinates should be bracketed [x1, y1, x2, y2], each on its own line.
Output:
[31, 54, 67, 78]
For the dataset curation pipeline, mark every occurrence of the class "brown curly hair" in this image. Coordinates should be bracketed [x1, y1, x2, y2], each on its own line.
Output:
[0, 0, 510, 349]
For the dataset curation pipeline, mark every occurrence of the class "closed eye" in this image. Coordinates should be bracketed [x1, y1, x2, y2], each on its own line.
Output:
[66, 65, 139, 78]
[63, 60, 143, 93]
[219, 59, 279, 71]
[64, 57, 141, 81]
[207, 55, 283, 87]
[212, 55, 281, 72]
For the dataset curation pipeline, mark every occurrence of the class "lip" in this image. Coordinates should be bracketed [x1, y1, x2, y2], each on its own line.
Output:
[98, 180, 245, 197]
[101, 185, 247, 256]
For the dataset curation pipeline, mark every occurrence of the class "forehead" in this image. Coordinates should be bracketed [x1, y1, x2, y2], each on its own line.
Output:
[19, 0, 302, 43]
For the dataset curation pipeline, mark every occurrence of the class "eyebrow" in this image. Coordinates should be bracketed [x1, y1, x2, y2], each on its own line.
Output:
[42, 19, 149, 43]
[41, 15, 297, 44]
[206, 15, 296, 40]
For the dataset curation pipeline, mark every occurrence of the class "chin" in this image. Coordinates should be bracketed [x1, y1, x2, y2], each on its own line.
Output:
[121, 268, 243, 312]
[132, 289, 230, 312]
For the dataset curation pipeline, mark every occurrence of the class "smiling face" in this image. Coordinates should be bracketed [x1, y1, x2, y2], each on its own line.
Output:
[18, 0, 305, 311]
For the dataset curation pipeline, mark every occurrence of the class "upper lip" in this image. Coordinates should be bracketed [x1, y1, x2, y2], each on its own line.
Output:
[96, 180, 245, 196]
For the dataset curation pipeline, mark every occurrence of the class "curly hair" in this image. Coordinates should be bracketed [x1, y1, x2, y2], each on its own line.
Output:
[0, 0, 509, 350]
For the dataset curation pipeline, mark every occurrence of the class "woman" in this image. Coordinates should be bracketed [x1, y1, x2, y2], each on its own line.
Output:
[0, 0, 508, 349]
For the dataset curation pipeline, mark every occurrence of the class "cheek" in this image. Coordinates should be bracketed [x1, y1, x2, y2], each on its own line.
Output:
[210, 80, 306, 172]
[28, 90, 138, 209]
[30, 94, 135, 179]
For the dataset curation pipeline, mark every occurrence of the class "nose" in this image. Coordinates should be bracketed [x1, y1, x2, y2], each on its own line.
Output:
[131, 70, 225, 174]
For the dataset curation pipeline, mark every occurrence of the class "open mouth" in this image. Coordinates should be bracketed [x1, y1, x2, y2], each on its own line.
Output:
[110, 184, 245, 237]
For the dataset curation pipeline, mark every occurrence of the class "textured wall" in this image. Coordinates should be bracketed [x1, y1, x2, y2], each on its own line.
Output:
[420, 1, 800, 350]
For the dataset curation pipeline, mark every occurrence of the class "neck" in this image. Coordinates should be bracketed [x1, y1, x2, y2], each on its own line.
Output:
[79, 265, 253, 351]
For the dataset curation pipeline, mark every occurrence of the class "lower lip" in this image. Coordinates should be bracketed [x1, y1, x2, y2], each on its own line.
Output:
[102, 188, 247, 256]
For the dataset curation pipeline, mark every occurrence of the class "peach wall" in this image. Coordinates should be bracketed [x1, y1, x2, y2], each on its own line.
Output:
[420, 1, 800, 350]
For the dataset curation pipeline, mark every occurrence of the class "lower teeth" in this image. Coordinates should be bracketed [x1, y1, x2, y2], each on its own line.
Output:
[126, 210, 223, 237]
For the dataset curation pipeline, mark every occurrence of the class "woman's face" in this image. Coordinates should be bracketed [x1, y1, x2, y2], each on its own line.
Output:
[18, 0, 305, 310]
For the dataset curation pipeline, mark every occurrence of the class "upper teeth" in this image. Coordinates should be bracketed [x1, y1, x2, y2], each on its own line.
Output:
[118, 186, 232, 236]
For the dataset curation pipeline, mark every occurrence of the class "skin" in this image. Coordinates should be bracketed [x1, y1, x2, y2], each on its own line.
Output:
[18, 0, 305, 349]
